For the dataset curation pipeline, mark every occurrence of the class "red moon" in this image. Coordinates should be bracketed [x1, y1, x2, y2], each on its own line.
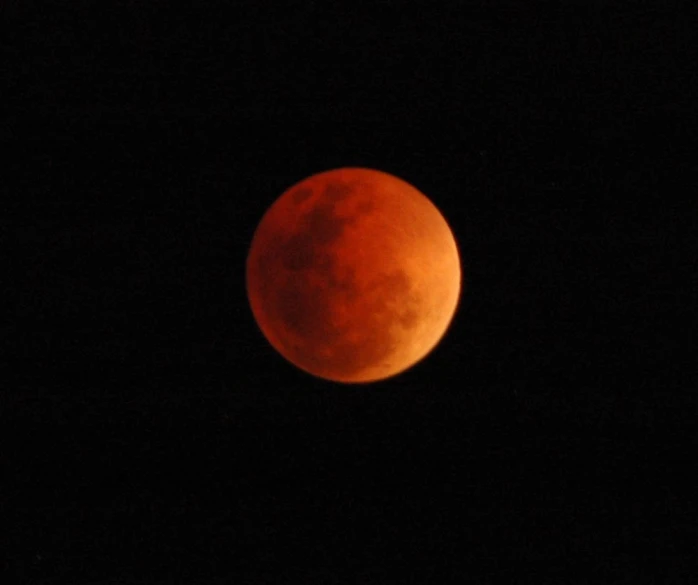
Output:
[246, 167, 461, 384]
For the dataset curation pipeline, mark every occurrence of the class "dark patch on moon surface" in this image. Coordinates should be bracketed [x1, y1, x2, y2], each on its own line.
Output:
[278, 179, 373, 275]
[290, 186, 314, 205]
[276, 265, 423, 379]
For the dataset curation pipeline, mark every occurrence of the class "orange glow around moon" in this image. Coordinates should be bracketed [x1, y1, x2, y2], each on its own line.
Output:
[246, 167, 462, 384]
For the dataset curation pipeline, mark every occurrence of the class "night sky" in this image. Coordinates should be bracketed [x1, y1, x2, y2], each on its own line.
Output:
[3, 2, 696, 584]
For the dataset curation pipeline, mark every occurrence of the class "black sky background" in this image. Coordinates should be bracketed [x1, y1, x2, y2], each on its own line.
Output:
[2, 1, 697, 584]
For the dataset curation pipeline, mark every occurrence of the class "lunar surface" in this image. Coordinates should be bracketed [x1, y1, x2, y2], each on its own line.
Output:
[246, 167, 461, 383]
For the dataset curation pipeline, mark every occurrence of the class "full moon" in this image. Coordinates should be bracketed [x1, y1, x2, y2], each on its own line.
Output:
[246, 167, 461, 384]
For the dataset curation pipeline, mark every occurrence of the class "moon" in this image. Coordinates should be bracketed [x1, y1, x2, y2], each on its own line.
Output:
[246, 167, 461, 384]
